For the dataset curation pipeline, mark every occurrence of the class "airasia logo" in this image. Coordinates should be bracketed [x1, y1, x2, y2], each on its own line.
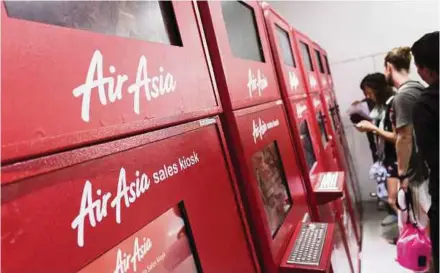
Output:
[73, 50, 177, 122]
[289, 71, 299, 91]
[309, 74, 317, 88]
[247, 69, 268, 97]
[296, 103, 307, 118]
[252, 118, 279, 143]
[313, 98, 321, 108]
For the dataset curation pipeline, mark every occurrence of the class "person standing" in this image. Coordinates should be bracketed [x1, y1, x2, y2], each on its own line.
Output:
[356, 73, 399, 232]
[383, 47, 430, 230]
[411, 31, 439, 273]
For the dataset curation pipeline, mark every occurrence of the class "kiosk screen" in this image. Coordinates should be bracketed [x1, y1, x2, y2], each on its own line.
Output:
[221, 1, 265, 62]
[275, 25, 296, 67]
[300, 42, 314, 71]
[317, 111, 329, 146]
[5, 1, 183, 46]
[299, 120, 317, 170]
[251, 142, 292, 237]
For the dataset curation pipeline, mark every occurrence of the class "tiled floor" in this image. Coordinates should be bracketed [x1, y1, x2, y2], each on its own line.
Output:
[360, 202, 412, 273]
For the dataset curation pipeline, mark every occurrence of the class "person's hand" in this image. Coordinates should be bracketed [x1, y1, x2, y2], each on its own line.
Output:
[400, 177, 409, 191]
[356, 120, 377, 132]
[351, 100, 362, 105]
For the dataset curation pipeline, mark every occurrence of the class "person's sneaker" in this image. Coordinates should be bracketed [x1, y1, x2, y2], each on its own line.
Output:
[381, 214, 398, 226]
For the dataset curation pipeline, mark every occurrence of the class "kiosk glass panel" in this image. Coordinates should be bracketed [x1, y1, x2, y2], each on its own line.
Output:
[251, 142, 292, 237]
[275, 25, 296, 67]
[78, 203, 201, 273]
[300, 42, 314, 71]
[324, 55, 331, 75]
[314, 49, 325, 74]
[330, 108, 338, 131]
[221, 1, 265, 62]
[317, 111, 329, 146]
[299, 120, 317, 170]
[4, 1, 183, 46]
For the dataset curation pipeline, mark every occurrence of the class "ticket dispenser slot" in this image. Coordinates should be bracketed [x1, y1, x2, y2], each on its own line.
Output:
[280, 222, 335, 273]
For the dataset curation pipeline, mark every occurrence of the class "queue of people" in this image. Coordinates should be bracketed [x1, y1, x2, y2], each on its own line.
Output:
[352, 31, 439, 272]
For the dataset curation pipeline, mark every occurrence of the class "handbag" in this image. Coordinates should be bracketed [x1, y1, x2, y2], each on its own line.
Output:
[396, 188, 432, 271]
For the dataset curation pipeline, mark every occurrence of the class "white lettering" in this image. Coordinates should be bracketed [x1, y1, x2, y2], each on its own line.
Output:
[313, 98, 320, 108]
[73, 50, 177, 122]
[252, 118, 279, 143]
[247, 69, 268, 97]
[72, 152, 200, 247]
[296, 103, 307, 118]
[309, 74, 317, 88]
[289, 71, 299, 91]
[71, 181, 111, 247]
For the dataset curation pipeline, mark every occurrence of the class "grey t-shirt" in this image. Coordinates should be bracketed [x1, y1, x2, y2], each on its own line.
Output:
[391, 81, 429, 185]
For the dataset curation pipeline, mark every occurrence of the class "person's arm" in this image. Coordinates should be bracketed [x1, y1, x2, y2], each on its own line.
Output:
[356, 120, 396, 142]
[372, 126, 396, 143]
[392, 92, 415, 177]
[395, 125, 412, 175]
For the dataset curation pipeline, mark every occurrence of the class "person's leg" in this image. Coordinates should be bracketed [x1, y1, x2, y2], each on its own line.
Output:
[381, 177, 399, 227]
[387, 177, 399, 214]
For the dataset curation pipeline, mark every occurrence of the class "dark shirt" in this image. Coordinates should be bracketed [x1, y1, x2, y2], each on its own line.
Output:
[413, 81, 439, 207]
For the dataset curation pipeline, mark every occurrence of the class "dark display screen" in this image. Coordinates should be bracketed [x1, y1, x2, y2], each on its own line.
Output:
[300, 42, 314, 71]
[275, 25, 296, 67]
[330, 107, 338, 132]
[317, 111, 329, 146]
[315, 49, 325, 74]
[5, 1, 183, 46]
[221, 1, 265, 62]
[299, 120, 317, 170]
[324, 55, 331, 75]
[251, 142, 292, 237]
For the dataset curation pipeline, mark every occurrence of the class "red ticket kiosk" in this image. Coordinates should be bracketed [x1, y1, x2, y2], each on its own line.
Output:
[198, 2, 336, 272]
[2, 1, 221, 164]
[2, 118, 261, 273]
[261, 5, 354, 273]
[309, 46, 362, 253]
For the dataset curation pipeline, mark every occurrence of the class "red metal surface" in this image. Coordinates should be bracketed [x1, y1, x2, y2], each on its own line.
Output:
[197, 1, 281, 110]
[319, 92, 362, 244]
[266, 12, 353, 273]
[221, 101, 311, 273]
[1, 1, 221, 164]
[320, 49, 334, 90]
[311, 43, 330, 93]
[288, 96, 325, 170]
[292, 30, 320, 94]
[279, 223, 335, 273]
[308, 93, 336, 170]
[2, 118, 260, 273]
[262, 5, 307, 97]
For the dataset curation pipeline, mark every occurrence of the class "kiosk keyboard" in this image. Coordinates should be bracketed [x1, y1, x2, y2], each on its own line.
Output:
[318, 172, 339, 190]
[287, 223, 327, 266]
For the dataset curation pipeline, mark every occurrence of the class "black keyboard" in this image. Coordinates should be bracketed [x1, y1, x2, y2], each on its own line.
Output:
[287, 223, 327, 266]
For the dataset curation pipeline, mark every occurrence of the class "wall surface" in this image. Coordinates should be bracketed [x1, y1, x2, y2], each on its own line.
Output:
[271, 0, 439, 201]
